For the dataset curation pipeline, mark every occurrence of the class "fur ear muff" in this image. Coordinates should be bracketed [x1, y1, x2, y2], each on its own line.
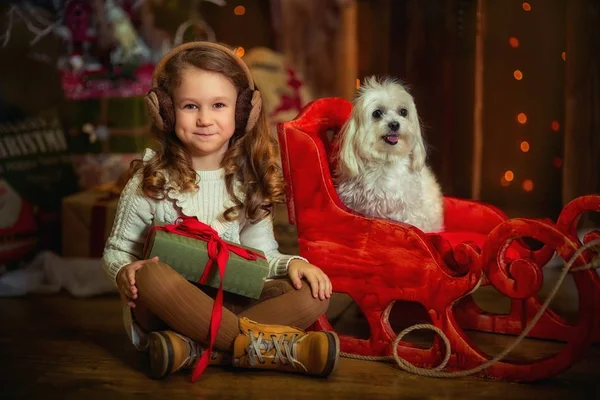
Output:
[145, 88, 175, 133]
[234, 88, 262, 135]
[246, 90, 262, 132]
[145, 90, 164, 131]
[336, 116, 364, 178]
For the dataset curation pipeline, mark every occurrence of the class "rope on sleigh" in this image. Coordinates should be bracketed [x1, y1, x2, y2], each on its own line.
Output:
[340, 238, 600, 378]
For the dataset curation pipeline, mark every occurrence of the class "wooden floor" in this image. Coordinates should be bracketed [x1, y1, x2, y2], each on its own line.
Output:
[1, 291, 599, 400]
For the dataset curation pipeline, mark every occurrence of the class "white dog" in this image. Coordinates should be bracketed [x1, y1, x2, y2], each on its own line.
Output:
[333, 77, 444, 232]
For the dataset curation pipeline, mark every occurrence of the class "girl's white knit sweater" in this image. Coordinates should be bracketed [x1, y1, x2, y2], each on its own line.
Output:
[102, 148, 304, 284]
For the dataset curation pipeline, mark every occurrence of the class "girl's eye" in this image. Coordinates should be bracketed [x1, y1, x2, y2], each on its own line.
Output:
[213, 103, 226, 109]
[183, 104, 197, 110]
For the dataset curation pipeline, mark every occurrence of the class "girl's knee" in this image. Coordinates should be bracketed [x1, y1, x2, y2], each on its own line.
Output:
[135, 262, 180, 292]
[260, 279, 295, 300]
[298, 282, 330, 315]
[314, 296, 330, 316]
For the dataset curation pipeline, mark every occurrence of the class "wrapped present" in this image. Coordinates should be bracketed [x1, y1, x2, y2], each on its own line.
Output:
[61, 96, 153, 154]
[143, 217, 269, 300]
[62, 184, 121, 258]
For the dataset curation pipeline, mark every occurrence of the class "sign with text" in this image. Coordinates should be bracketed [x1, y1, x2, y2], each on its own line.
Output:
[0, 110, 78, 210]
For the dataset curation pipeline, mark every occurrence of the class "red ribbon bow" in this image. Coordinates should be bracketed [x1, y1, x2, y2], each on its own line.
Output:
[144, 216, 265, 383]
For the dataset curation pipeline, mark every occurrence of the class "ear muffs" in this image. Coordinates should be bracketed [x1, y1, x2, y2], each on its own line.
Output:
[145, 88, 175, 133]
[247, 90, 262, 132]
[144, 41, 262, 134]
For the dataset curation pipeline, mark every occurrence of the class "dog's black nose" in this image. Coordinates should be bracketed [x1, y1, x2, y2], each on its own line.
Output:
[388, 121, 400, 132]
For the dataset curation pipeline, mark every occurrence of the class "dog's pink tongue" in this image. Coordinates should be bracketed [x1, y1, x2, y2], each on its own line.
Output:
[386, 135, 399, 144]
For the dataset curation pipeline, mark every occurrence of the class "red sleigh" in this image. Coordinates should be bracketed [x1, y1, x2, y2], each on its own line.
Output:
[277, 97, 600, 382]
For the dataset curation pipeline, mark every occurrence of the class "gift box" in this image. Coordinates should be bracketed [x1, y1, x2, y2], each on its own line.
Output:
[61, 184, 120, 258]
[61, 96, 153, 154]
[143, 218, 270, 299]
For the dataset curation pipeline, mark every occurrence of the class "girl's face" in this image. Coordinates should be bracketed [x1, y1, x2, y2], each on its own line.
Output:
[172, 67, 238, 169]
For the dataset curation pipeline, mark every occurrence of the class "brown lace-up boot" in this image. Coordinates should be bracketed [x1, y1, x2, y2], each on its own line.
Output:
[232, 317, 339, 377]
[148, 330, 230, 378]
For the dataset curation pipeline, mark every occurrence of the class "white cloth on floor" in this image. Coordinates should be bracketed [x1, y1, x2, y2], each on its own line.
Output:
[0, 251, 118, 297]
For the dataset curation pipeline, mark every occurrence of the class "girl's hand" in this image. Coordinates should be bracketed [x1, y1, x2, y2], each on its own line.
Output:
[116, 256, 159, 308]
[288, 259, 332, 301]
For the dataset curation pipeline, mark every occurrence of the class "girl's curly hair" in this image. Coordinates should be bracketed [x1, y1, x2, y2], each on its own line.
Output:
[132, 46, 285, 223]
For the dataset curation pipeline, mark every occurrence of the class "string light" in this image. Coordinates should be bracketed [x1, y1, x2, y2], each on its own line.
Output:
[522, 179, 534, 192]
[513, 70, 523, 80]
[561, 52, 566, 61]
[234, 6, 246, 16]
[356, 78, 360, 89]
[503, 5, 558, 198]
[234, 47, 245, 57]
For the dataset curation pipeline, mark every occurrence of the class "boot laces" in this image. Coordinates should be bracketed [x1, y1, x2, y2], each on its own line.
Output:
[246, 330, 307, 372]
[173, 333, 218, 368]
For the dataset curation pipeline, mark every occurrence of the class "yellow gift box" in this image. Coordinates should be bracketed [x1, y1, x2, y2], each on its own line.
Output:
[61, 184, 120, 258]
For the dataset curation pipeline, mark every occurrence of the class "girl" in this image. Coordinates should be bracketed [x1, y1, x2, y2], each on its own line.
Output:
[102, 42, 339, 380]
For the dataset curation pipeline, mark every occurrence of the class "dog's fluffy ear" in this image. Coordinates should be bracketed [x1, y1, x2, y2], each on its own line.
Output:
[410, 119, 426, 172]
[336, 115, 364, 178]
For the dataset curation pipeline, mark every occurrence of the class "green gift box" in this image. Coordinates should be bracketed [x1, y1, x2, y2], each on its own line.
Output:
[143, 227, 270, 299]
